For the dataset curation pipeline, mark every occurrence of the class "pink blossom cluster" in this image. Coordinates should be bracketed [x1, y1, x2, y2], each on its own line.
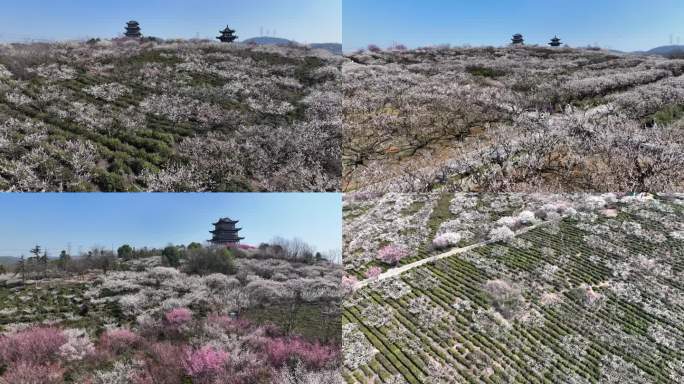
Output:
[99, 328, 141, 355]
[0, 361, 64, 384]
[164, 307, 193, 327]
[377, 245, 409, 265]
[342, 275, 358, 289]
[226, 243, 256, 250]
[265, 337, 339, 369]
[0, 326, 66, 363]
[181, 345, 229, 378]
[364, 266, 382, 279]
[0, 327, 67, 383]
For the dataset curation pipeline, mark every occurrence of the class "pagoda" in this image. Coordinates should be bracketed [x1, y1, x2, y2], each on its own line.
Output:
[125, 21, 142, 38]
[549, 36, 562, 47]
[511, 33, 524, 45]
[217, 25, 238, 43]
[209, 218, 244, 245]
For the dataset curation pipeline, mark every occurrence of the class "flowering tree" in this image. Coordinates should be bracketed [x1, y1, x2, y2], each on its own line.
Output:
[182, 345, 228, 380]
[377, 245, 409, 265]
[364, 266, 382, 279]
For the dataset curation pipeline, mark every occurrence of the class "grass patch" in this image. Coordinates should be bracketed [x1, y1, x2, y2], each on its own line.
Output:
[648, 104, 684, 126]
[243, 302, 340, 344]
[465, 65, 506, 78]
[400, 201, 426, 216]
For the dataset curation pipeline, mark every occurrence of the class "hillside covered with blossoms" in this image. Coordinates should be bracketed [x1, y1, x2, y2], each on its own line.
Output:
[343, 46, 684, 193]
[342, 193, 684, 383]
[0, 242, 343, 383]
[0, 39, 341, 192]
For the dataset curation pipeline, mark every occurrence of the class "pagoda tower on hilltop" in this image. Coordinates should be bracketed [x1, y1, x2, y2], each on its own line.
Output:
[209, 218, 244, 245]
[549, 36, 562, 47]
[125, 21, 142, 38]
[217, 25, 238, 43]
[511, 33, 524, 45]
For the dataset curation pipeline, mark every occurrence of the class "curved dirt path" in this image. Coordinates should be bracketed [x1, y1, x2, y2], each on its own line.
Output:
[352, 218, 561, 290]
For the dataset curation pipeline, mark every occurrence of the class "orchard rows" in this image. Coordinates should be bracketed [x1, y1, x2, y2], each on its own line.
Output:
[342, 194, 684, 383]
[343, 46, 684, 192]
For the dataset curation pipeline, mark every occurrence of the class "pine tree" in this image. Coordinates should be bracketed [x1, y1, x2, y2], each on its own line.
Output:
[58, 250, 71, 271]
[16, 255, 26, 281]
[39, 250, 49, 278]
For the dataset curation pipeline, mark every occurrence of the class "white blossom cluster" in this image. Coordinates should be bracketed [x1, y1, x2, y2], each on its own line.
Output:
[341, 323, 376, 370]
[343, 193, 440, 273]
[83, 82, 132, 102]
[83, 257, 341, 321]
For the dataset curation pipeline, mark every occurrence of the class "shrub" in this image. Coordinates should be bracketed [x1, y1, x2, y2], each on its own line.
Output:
[0, 327, 66, 364]
[0, 361, 64, 384]
[376, 245, 408, 265]
[181, 346, 228, 379]
[184, 247, 236, 276]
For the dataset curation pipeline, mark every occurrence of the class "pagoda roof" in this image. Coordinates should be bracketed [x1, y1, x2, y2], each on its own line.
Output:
[210, 228, 242, 234]
[214, 217, 238, 224]
[209, 237, 245, 242]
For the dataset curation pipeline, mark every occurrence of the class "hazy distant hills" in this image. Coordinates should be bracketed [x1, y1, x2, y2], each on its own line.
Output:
[0, 256, 18, 268]
[646, 45, 684, 56]
[242, 36, 342, 55]
[629, 45, 684, 57]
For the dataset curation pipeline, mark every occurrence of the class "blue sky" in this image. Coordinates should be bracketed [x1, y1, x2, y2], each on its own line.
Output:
[0, 193, 342, 258]
[0, 0, 341, 43]
[343, 0, 684, 52]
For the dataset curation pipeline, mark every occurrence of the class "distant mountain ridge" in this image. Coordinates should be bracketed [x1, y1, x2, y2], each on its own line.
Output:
[646, 45, 684, 56]
[242, 36, 342, 55]
[0, 256, 18, 268]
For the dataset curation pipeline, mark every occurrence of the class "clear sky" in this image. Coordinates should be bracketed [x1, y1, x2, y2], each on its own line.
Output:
[0, 0, 341, 43]
[0, 193, 342, 258]
[343, 0, 684, 52]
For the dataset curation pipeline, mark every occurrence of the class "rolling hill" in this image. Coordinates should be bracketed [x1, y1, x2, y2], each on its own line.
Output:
[242, 36, 342, 55]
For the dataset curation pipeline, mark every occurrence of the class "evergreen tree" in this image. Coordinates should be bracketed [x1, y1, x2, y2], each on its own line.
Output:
[16, 255, 26, 281]
[40, 250, 49, 278]
[162, 245, 182, 267]
[58, 250, 71, 271]
[117, 244, 134, 260]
